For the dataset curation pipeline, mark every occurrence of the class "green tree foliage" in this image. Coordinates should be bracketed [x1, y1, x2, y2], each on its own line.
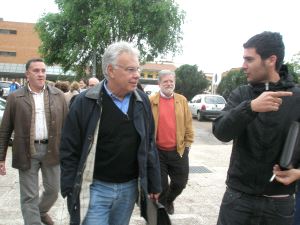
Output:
[286, 52, 300, 83]
[216, 68, 247, 100]
[286, 63, 299, 83]
[36, 0, 185, 80]
[289, 51, 300, 73]
[175, 64, 209, 100]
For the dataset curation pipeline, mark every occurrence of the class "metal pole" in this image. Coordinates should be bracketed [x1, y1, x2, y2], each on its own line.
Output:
[92, 50, 96, 77]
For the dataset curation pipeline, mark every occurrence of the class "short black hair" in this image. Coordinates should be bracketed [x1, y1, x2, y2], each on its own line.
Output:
[243, 31, 285, 71]
[25, 58, 44, 71]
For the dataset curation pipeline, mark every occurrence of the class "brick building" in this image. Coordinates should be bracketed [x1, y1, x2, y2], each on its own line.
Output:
[0, 19, 71, 82]
[0, 19, 40, 64]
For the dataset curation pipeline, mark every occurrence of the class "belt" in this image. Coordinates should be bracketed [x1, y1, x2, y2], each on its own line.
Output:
[34, 139, 48, 144]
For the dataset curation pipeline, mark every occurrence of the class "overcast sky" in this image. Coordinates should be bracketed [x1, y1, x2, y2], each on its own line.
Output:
[1, 0, 300, 75]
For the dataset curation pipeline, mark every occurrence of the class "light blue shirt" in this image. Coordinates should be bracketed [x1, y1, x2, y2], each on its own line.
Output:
[103, 82, 132, 115]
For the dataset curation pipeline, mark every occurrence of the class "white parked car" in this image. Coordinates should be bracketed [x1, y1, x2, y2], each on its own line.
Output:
[188, 94, 226, 121]
[144, 84, 160, 96]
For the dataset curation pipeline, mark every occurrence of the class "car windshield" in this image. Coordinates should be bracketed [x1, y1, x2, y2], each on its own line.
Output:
[0, 82, 11, 88]
[205, 96, 226, 104]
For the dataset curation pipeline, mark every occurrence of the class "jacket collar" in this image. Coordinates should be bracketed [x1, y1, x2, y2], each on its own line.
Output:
[15, 83, 61, 97]
[85, 79, 143, 102]
[249, 74, 295, 94]
[152, 92, 178, 105]
[249, 64, 295, 94]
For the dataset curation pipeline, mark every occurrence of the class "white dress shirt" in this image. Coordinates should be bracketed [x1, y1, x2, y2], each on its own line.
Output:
[28, 85, 48, 140]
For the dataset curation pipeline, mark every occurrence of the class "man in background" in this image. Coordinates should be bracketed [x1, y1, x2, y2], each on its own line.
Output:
[9, 78, 19, 94]
[0, 58, 67, 225]
[87, 77, 100, 88]
[150, 70, 194, 215]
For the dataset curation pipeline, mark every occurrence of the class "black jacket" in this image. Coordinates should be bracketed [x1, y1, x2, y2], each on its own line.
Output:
[60, 80, 161, 224]
[213, 72, 300, 195]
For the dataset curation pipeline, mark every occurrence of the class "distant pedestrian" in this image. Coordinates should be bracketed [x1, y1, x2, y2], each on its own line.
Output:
[87, 77, 100, 88]
[79, 78, 87, 92]
[55, 81, 69, 93]
[149, 70, 194, 215]
[0, 58, 68, 225]
[9, 78, 19, 94]
[65, 81, 80, 107]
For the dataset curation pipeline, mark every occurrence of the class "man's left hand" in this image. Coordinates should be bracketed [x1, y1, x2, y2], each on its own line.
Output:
[273, 164, 300, 185]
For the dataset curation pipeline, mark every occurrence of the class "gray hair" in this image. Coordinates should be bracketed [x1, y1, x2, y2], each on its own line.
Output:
[158, 70, 175, 82]
[102, 41, 140, 79]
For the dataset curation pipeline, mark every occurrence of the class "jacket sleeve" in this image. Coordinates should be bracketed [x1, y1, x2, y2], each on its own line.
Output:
[213, 87, 257, 142]
[60, 97, 83, 198]
[0, 94, 15, 161]
[183, 98, 194, 147]
[144, 97, 162, 194]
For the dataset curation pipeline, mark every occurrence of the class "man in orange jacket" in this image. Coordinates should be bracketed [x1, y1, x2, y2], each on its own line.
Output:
[150, 69, 194, 214]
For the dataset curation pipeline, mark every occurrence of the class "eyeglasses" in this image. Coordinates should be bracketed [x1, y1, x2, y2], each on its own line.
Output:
[114, 64, 141, 74]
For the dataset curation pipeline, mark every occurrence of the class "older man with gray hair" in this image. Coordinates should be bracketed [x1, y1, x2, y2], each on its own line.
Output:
[150, 70, 194, 215]
[87, 77, 100, 88]
[60, 41, 161, 225]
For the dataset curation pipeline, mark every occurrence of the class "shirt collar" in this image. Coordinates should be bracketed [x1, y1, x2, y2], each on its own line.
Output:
[159, 90, 174, 99]
[103, 81, 132, 101]
[28, 84, 46, 94]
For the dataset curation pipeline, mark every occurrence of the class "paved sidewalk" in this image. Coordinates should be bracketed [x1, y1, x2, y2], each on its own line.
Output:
[0, 143, 232, 225]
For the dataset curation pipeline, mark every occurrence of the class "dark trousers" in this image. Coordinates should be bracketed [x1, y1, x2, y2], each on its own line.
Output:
[217, 187, 295, 225]
[158, 148, 189, 206]
[293, 182, 300, 225]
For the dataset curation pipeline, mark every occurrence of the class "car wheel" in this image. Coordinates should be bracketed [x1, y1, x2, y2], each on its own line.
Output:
[197, 111, 202, 121]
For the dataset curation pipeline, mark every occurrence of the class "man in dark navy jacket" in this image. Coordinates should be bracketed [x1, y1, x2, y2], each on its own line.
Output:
[60, 42, 161, 225]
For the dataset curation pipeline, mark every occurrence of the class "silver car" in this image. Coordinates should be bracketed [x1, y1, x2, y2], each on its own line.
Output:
[188, 94, 226, 121]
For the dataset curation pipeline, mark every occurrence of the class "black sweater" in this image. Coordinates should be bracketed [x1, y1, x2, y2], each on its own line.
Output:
[93, 89, 140, 183]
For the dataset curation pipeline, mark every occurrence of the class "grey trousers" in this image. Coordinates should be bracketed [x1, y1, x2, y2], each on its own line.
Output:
[18, 143, 60, 225]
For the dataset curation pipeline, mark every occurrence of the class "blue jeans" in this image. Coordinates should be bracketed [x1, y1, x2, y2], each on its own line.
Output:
[217, 187, 295, 225]
[82, 179, 138, 225]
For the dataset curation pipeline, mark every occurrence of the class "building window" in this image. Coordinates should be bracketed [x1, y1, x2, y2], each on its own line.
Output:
[0, 51, 17, 57]
[0, 29, 17, 34]
[140, 73, 145, 78]
[148, 74, 153, 78]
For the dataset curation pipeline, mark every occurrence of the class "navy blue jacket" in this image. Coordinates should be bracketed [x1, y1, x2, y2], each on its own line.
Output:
[60, 80, 161, 223]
